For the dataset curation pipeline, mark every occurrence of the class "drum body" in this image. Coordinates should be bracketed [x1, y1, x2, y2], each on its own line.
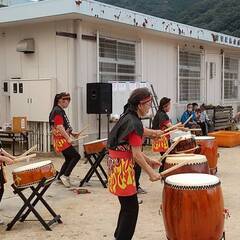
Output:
[83, 138, 107, 154]
[162, 173, 224, 240]
[173, 136, 197, 153]
[163, 154, 210, 177]
[12, 160, 56, 188]
[195, 136, 218, 174]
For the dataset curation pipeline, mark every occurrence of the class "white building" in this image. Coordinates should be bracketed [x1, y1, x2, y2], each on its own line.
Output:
[0, 0, 240, 152]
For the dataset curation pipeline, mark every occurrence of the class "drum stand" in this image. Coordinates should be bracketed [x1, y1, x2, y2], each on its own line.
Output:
[6, 177, 62, 231]
[80, 149, 108, 188]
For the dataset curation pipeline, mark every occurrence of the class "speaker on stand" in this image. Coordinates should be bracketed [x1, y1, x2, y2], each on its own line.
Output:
[87, 83, 112, 139]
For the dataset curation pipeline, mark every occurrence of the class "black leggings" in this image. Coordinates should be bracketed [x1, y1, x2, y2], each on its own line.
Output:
[0, 168, 4, 203]
[134, 163, 141, 189]
[58, 145, 81, 178]
[114, 194, 139, 240]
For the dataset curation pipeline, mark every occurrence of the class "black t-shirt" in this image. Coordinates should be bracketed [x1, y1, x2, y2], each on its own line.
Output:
[49, 105, 72, 132]
[107, 111, 143, 150]
[152, 110, 170, 130]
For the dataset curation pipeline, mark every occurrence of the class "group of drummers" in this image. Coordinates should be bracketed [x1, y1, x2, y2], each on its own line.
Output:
[0, 88, 226, 239]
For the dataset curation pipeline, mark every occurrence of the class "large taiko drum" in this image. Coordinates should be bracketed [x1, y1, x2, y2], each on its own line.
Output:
[162, 173, 224, 240]
[163, 154, 210, 177]
[12, 160, 56, 188]
[172, 136, 197, 153]
[195, 136, 218, 174]
[83, 138, 107, 155]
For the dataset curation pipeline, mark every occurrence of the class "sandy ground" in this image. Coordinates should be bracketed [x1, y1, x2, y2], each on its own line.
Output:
[0, 146, 240, 240]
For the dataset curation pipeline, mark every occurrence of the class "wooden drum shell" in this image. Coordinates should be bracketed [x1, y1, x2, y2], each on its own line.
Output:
[195, 137, 218, 174]
[83, 139, 107, 155]
[163, 161, 210, 177]
[162, 182, 224, 240]
[173, 137, 197, 153]
[13, 161, 56, 188]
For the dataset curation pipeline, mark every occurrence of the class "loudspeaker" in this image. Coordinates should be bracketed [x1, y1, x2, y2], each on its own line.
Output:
[87, 83, 112, 114]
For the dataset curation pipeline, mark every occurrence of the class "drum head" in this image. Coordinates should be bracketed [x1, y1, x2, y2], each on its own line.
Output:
[165, 173, 220, 187]
[84, 138, 107, 146]
[13, 160, 52, 173]
[166, 154, 207, 164]
[173, 135, 192, 142]
[195, 136, 215, 140]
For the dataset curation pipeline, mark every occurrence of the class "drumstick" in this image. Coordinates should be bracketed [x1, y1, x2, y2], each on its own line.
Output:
[72, 134, 89, 142]
[14, 153, 37, 163]
[163, 123, 182, 133]
[78, 125, 89, 135]
[183, 115, 193, 126]
[160, 160, 189, 177]
[19, 144, 37, 157]
[159, 137, 182, 162]
[166, 153, 196, 157]
[161, 129, 178, 138]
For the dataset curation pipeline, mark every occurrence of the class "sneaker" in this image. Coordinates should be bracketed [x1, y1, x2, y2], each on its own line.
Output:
[60, 175, 71, 188]
[137, 186, 147, 194]
[0, 218, 4, 225]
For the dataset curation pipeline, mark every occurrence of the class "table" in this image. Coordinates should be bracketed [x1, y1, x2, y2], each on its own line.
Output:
[0, 130, 31, 155]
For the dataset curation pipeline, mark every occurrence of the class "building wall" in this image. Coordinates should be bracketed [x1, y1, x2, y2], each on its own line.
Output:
[0, 18, 240, 140]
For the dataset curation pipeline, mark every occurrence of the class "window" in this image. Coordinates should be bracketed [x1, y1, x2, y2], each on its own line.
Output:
[224, 57, 239, 100]
[99, 38, 136, 82]
[179, 50, 203, 102]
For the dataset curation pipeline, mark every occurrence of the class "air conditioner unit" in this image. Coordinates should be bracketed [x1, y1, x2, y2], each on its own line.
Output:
[16, 38, 35, 54]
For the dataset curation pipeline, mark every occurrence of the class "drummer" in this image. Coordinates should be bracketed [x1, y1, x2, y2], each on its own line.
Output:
[0, 141, 15, 224]
[108, 87, 162, 240]
[152, 97, 173, 171]
[49, 92, 81, 188]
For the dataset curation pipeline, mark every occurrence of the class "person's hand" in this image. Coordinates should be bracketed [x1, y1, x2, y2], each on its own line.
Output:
[67, 137, 73, 144]
[6, 158, 14, 165]
[71, 132, 80, 138]
[149, 171, 162, 182]
[155, 130, 164, 137]
[148, 158, 161, 169]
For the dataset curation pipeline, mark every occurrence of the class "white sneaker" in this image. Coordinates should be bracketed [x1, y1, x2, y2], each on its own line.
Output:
[0, 218, 4, 225]
[60, 175, 71, 188]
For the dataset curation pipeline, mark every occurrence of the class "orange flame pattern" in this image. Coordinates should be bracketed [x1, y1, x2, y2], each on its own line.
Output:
[108, 156, 136, 196]
[152, 136, 169, 152]
[52, 128, 71, 153]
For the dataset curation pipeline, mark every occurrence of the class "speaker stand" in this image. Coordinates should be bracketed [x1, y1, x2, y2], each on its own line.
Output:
[98, 114, 101, 139]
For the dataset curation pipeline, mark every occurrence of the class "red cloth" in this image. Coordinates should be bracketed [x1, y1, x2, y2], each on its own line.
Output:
[126, 131, 143, 147]
[54, 115, 64, 126]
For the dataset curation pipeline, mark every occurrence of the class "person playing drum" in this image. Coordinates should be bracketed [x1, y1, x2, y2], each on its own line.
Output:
[152, 97, 173, 171]
[107, 87, 163, 240]
[0, 140, 15, 224]
[49, 92, 81, 188]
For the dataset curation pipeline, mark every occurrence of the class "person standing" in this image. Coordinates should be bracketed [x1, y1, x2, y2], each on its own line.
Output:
[107, 88, 162, 240]
[0, 141, 14, 224]
[49, 92, 81, 188]
[152, 97, 173, 171]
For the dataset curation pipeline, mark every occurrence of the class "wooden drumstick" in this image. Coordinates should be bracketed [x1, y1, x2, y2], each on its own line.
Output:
[166, 153, 195, 157]
[161, 129, 178, 138]
[183, 115, 193, 126]
[78, 125, 89, 135]
[20, 144, 37, 157]
[160, 160, 189, 177]
[14, 153, 37, 163]
[72, 134, 89, 142]
[163, 123, 182, 133]
[159, 137, 182, 162]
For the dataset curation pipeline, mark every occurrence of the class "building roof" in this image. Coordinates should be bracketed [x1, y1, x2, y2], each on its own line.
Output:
[1, 0, 240, 49]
